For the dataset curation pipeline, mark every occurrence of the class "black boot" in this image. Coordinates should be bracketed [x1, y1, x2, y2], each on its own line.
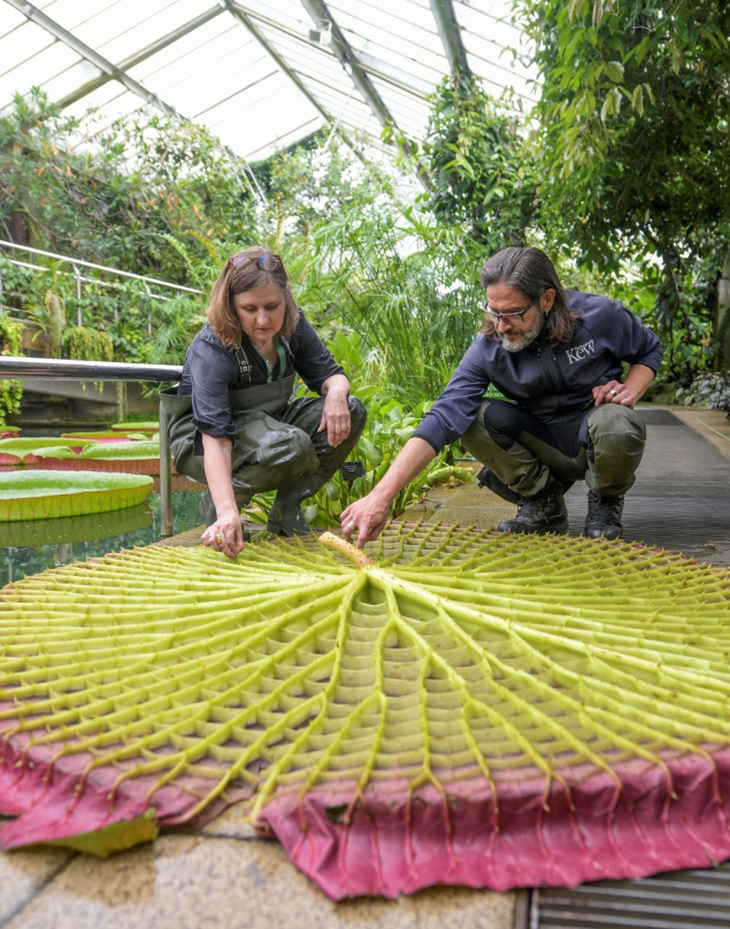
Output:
[497, 482, 568, 535]
[584, 490, 624, 540]
[266, 491, 312, 536]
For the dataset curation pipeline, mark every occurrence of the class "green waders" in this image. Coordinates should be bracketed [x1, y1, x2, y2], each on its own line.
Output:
[461, 398, 647, 501]
[160, 377, 367, 533]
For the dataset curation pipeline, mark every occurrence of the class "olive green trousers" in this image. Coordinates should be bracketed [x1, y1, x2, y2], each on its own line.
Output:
[461, 399, 647, 501]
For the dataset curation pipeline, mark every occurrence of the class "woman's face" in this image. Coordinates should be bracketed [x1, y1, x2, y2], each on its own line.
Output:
[232, 281, 286, 345]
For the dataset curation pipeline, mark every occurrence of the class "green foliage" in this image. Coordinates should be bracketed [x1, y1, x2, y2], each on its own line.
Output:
[0, 90, 258, 280]
[132, 294, 207, 367]
[297, 196, 484, 404]
[675, 372, 730, 413]
[62, 326, 114, 362]
[516, 0, 730, 222]
[0, 90, 258, 365]
[514, 0, 730, 383]
[247, 331, 472, 529]
[0, 314, 22, 429]
[422, 75, 537, 249]
[296, 398, 470, 529]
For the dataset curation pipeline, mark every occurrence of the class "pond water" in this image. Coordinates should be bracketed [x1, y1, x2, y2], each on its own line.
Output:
[1, 491, 206, 588]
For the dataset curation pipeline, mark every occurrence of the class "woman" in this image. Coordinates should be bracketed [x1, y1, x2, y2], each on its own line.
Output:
[162, 246, 366, 559]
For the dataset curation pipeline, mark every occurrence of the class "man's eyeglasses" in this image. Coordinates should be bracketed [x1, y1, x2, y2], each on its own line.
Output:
[230, 253, 282, 272]
[483, 297, 538, 323]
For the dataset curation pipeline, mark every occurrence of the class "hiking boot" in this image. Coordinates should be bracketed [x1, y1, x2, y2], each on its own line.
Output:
[497, 482, 568, 535]
[584, 491, 624, 540]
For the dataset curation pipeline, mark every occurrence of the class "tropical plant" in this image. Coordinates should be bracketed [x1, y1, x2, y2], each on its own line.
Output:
[675, 372, 730, 414]
[246, 397, 471, 529]
[514, 0, 730, 382]
[0, 91, 258, 281]
[422, 74, 537, 250]
[2, 526, 730, 900]
[242, 329, 471, 528]
[298, 198, 484, 405]
[0, 314, 22, 429]
[62, 326, 114, 362]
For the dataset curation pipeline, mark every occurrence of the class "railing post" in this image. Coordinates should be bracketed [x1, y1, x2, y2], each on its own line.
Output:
[158, 398, 173, 537]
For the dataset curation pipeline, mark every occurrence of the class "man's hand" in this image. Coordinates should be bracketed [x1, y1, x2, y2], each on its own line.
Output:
[593, 365, 655, 409]
[341, 491, 390, 549]
[593, 380, 637, 408]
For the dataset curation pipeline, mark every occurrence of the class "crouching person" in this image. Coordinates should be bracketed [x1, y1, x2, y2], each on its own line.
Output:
[163, 246, 366, 559]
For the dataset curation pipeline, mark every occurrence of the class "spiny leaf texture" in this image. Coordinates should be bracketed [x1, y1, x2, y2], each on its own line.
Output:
[1, 522, 730, 898]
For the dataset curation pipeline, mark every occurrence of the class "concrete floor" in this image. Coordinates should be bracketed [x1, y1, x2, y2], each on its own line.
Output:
[1, 405, 728, 929]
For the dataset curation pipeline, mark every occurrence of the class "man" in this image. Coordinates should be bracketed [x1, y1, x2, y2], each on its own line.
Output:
[341, 246, 661, 547]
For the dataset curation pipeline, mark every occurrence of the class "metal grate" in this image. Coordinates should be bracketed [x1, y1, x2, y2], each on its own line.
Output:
[533, 864, 730, 928]
[525, 409, 730, 928]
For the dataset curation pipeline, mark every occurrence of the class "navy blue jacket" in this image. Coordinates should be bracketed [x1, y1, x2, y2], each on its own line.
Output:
[413, 290, 662, 453]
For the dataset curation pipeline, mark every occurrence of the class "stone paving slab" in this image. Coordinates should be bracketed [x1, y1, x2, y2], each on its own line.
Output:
[0, 826, 74, 926]
[3, 834, 516, 929]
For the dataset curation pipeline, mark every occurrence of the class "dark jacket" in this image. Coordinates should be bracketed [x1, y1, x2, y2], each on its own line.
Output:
[413, 290, 662, 453]
[178, 311, 344, 446]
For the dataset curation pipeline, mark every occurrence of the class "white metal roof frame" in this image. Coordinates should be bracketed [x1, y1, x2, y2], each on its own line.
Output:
[0, 0, 537, 183]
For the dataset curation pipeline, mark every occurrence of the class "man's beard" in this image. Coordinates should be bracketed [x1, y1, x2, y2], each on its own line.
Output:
[497, 310, 546, 353]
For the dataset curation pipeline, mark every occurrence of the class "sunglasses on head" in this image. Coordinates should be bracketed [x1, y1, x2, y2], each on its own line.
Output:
[230, 253, 282, 272]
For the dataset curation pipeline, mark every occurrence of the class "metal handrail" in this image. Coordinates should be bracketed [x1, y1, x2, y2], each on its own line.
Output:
[0, 356, 183, 537]
[0, 239, 203, 295]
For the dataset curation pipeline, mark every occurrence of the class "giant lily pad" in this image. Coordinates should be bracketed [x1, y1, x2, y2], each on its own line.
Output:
[0, 470, 153, 521]
[61, 431, 150, 443]
[0, 437, 93, 468]
[1, 524, 730, 899]
[111, 421, 159, 436]
[24, 441, 163, 475]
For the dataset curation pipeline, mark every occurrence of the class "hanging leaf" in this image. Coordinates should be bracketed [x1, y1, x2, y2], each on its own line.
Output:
[1, 524, 730, 900]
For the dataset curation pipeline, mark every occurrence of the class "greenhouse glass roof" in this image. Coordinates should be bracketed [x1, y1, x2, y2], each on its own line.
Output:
[0, 0, 536, 165]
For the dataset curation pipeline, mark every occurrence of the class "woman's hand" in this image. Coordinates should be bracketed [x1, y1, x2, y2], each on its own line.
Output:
[200, 433, 244, 559]
[319, 376, 352, 447]
[201, 507, 245, 559]
[341, 491, 390, 549]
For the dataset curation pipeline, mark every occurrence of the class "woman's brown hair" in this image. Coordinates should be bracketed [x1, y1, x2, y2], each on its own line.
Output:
[206, 246, 299, 348]
[479, 246, 580, 345]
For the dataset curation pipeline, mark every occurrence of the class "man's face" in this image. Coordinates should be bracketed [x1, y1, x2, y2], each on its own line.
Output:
[485, 282, 549, 353]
